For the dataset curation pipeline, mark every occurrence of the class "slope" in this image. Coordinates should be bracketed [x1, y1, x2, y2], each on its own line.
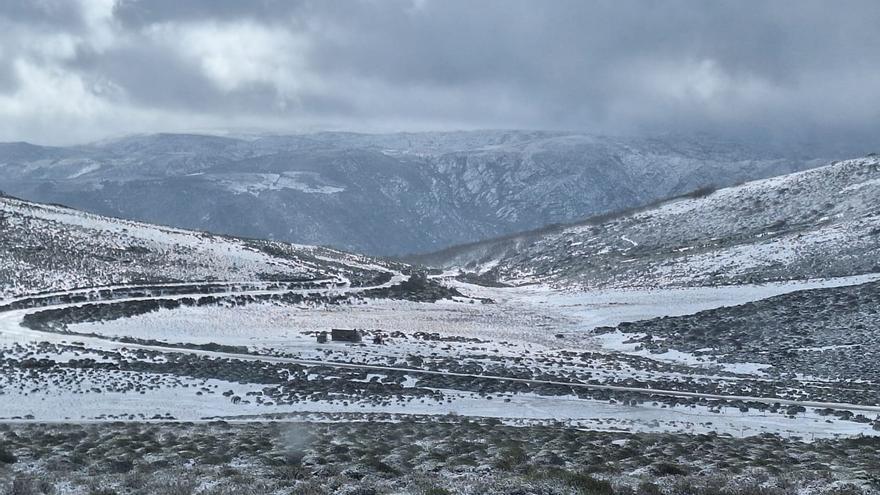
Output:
[417, 155, 880, 288]
[0, 194, 398, 300]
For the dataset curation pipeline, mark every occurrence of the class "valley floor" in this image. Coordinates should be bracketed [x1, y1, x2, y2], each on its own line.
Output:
[2, 274, 879, 440]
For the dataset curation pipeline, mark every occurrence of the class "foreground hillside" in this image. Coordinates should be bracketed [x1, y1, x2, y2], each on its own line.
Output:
[3, 422, 878, 495]
[420, 155, 880, 288]
[0, 131, 824, 255]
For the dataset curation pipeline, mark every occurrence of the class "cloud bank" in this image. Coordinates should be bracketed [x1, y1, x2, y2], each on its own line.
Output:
[0, 0, 878, 148]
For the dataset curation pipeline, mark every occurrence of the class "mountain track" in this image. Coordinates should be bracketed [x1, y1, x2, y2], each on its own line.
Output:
[3, 276, 879, 417]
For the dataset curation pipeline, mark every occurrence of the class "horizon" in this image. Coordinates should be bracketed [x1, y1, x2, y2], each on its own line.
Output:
[1, 1, 879, 150]
[3, 128, 878, 160]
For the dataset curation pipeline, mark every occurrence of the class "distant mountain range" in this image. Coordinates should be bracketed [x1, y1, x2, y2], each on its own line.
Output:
[0, 130, 832, 255]
[415, 155, 880, 288]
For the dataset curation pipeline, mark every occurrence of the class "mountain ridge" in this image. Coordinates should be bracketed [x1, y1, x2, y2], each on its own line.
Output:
[0, 130, 833, 255]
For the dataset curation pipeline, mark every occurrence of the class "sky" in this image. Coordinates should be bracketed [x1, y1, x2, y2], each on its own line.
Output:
[0, 0, 879, 148]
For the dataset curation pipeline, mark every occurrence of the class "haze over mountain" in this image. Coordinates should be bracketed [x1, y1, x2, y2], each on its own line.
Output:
[0, 130, 832, 256]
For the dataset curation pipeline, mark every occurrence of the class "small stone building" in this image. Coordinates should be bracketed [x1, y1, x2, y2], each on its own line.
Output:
[331, 328, 361, 343]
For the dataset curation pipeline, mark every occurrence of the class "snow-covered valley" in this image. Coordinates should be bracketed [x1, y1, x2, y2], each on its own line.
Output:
[2, 264, 879, 440]
[3, 158, 880, 493]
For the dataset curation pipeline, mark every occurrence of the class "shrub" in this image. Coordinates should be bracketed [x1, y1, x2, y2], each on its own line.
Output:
[105, 458, 134, 474]
[684, 185, 718, 199]
[271, 464, 308, 482]
[361, 455, 399, 475]
[651, 462, 688, 476]
[493, 446, 528, 471]
[527, 467, 614, 495]
[824, 485, 866, 495]
[637, 482, 662, 495]
[5, 477, 36, 495]
[0, 448, 17, 464]
[560, 471, 614, 495]
[153, 479, 198, 495]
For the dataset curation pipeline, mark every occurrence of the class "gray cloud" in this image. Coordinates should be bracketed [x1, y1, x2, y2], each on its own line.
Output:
[0, 0, 878, 150]
[111, 0, 307, 28]
[0, 1, 85, 27]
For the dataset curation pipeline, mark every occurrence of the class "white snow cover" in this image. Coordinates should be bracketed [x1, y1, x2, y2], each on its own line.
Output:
[0, 196, 397, 299]
[447, 156, 880, 289]
[211, 172, 345, 195]
[1, 273, 863, 437]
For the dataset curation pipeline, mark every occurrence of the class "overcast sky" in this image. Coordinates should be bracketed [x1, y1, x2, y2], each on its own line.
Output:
[0, 0, 878, 147]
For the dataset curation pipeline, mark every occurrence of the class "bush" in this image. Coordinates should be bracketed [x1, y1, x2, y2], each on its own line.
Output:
[637, 482, 662, 495]
[824, 485, 866, 495]
[684, 185, 718, 199]
[651, 462, 688, 476]
[271, 464, 307, 482]
[0, 448, 17, 464]
[560, 472, 614, 495]
[153, 479, 198, 495]
[105, 458, 134, 474]
[493, 446, 528, 471]
[5, 478, 35, 495]
[528, 467, 615, 495]
[361, 455, 399, 475]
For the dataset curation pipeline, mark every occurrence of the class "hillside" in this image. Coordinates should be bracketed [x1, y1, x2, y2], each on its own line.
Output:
[418, 155, 880, 288]
[0, 195, 397, 300]
[0, 131, 826, 255]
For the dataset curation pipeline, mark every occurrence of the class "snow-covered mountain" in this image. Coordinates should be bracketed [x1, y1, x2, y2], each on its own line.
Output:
[417, 155, 880, 288]
[0, 131, 828, 255]
[0, 195, 398, 300]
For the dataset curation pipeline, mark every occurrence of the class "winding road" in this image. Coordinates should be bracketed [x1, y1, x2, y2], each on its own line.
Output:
[2, 275, 880, 416]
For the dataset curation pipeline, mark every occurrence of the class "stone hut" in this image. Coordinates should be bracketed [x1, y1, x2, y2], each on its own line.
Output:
[331, 328, 361, 343]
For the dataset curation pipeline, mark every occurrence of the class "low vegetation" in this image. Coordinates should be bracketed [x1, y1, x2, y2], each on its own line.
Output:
[1, 420, 878, 495]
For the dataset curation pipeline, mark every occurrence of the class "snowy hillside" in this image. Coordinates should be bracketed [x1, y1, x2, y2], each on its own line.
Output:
[0, 195, 397, 300]
[419, 155, 880, 288]
[0, 131, 826, 255]
[3, 161, 880, 464]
